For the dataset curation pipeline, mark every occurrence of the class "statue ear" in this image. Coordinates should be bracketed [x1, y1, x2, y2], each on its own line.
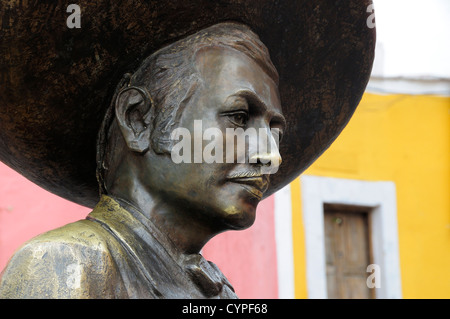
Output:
[115, 87, 152, 153]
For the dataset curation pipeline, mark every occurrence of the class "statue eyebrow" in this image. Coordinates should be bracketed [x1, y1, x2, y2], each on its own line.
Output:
[234, 89, 286, 129]
[224, 95, 248, 108]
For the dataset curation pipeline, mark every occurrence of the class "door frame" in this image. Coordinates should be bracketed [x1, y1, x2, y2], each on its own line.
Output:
[300, 175, 402, 299]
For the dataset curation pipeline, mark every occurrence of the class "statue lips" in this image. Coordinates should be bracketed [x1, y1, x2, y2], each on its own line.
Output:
[226, 171, 270, 200]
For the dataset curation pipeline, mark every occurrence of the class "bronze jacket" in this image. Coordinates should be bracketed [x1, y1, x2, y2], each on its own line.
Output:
[0, 196, 236, 299]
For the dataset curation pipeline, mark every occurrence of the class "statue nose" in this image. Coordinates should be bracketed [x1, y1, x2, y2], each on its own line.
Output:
[250, 151, 282, 168]
[249, 128, 282, 171]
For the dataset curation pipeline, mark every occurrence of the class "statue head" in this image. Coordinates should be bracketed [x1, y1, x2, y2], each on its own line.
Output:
[96, 22, 285, 232]
[0, 2, 375, 211]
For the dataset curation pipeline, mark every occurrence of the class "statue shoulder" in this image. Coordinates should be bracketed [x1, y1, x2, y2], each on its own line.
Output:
[0, 219, 124, 298]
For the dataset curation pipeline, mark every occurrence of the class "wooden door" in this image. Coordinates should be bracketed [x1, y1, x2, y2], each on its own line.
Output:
[324, 204, 374, 299]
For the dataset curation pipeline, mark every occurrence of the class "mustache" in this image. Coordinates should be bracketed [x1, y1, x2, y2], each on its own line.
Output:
[226, 168, 266, 179]
[226, 168, 270, 197]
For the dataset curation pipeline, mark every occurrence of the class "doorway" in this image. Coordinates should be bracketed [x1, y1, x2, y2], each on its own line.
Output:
[324, 204, 374, 299]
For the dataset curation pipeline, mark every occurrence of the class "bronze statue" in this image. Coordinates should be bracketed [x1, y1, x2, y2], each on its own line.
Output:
[0, 1, 375, 298]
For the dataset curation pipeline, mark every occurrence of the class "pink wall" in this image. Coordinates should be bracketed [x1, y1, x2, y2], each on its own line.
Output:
[0, 162, 278, 298]
[0, 163, 90, 271]
[202, 197, 278, 298]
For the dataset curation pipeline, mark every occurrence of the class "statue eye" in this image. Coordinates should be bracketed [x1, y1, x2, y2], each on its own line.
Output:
[227, 111, 249, 127]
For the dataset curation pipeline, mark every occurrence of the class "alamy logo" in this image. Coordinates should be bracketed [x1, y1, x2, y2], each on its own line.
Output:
[367, 4, 376, 29]
[170, 120, 281, 174]
[66, 4, 81, 29]
[366, 264, 381, 289]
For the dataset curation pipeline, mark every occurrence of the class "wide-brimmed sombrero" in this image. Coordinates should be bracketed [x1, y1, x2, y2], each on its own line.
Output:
[0, 1, 375, 208]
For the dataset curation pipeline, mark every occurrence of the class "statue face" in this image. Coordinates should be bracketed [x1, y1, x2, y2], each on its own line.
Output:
[141, 46, 285, 230]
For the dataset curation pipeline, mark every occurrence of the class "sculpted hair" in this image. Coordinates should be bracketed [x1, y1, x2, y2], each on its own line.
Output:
[96, 22, 278, 195]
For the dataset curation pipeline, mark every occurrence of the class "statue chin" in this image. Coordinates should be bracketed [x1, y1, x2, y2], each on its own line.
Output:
[213, 189, 260, 231]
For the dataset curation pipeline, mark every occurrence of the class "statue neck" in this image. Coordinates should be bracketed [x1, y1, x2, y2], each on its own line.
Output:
[107, 168, 220, 255]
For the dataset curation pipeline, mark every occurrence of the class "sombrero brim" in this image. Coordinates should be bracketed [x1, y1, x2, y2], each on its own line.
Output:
[0, 1, 375, 208]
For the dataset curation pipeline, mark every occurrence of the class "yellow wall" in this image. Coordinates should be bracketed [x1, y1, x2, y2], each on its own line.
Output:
[291, 92, 450, 298]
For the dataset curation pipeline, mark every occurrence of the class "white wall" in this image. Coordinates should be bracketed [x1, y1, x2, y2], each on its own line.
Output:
[368, 0, 450, 95]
